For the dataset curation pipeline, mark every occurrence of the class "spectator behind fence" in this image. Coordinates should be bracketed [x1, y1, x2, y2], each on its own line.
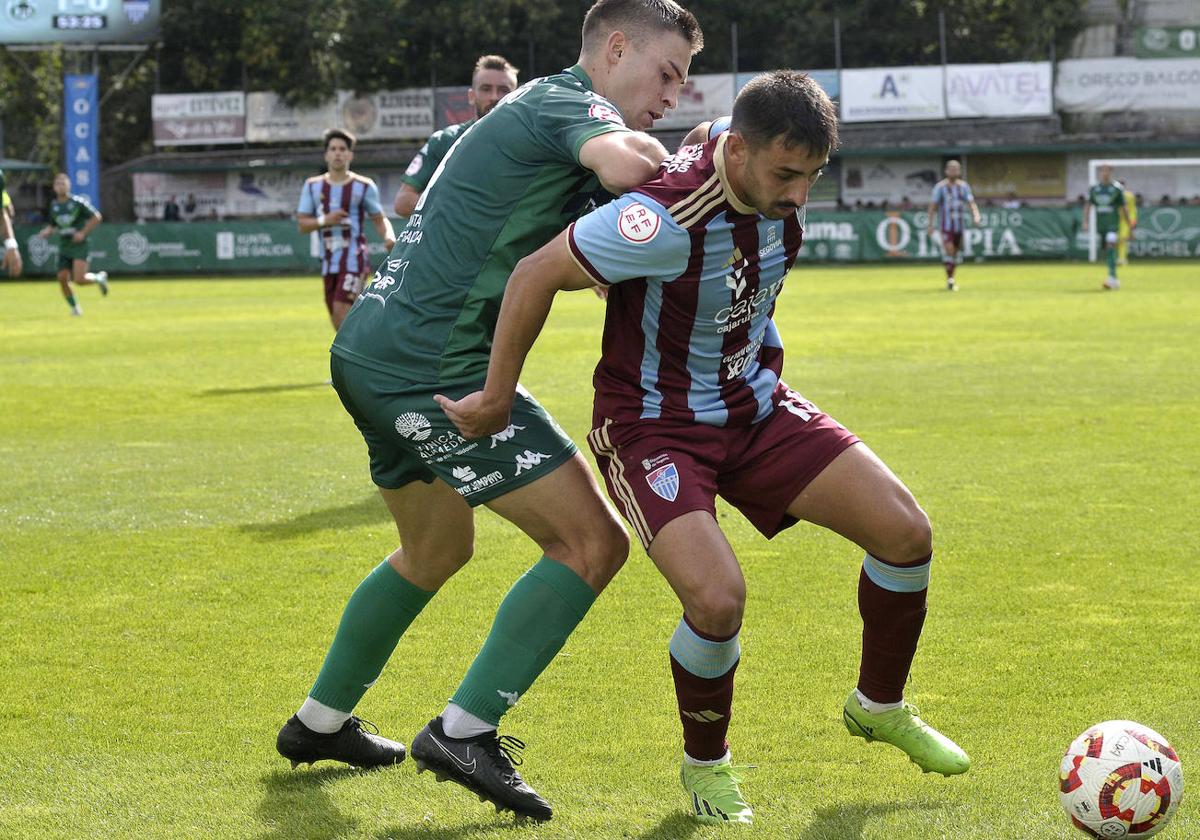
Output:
[163, 195, 181, 221]
[1002, 192, 1022, 209]
[183, 193, 198, 220]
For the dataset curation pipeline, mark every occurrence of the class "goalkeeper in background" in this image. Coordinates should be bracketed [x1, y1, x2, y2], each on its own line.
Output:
[1116, 180, 1137, 266]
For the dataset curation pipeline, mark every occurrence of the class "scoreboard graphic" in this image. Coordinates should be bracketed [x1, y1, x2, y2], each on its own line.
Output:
[2, 0, 160, 43]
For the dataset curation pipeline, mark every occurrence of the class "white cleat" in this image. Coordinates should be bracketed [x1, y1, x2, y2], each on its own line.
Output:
[96, 271, 109, 296]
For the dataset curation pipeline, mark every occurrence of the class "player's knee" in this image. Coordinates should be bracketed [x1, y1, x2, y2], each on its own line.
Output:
[686, 583, 746, 637]
[888, 507, 932, 565]
[551, 515, 629, 590]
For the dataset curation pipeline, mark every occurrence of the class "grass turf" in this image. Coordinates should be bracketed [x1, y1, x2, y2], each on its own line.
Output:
[0, 261, 1196, 839]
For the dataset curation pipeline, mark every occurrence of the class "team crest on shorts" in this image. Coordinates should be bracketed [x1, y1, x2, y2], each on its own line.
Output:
[646, 463, 679, 502]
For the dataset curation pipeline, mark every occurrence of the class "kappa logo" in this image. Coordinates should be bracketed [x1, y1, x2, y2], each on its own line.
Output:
[497, 689, 520, 707]
[513, 449, 551, 476]
[394, 412, 432, 441]
[646, 463, 679, 502]
[451, 465, 477, 482]
[489, 424, 526, 449]
[618, 202, 661, 244]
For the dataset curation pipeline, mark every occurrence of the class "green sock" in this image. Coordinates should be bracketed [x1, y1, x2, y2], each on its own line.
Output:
[308, 560, 435, 712]
[450, 557, 597, 725]
[65, 294, 77, 308]
[1107, 247, 1117, 276]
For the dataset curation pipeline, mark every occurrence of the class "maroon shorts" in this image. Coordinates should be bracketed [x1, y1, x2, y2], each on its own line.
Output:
[588, 383, 859, 549]
[940, 229, 963, 251]
[323, 271, 367, 313]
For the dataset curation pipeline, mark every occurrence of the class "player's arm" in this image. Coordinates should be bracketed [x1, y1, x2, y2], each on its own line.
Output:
[435, 232, 594, 439]
[678, 121, 712, 150]
[393, 184, 421, 217]
[1118, 195, 1134, 229]
[370, 212, 396, 251]
[297, 209, 348, 234]
[969, 200, 982, 226]
[75, 210, 101, 242]
[579, 131, 669, 194]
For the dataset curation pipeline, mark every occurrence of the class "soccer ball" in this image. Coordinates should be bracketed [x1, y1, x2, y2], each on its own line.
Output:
[1059, 720, 1184, 838]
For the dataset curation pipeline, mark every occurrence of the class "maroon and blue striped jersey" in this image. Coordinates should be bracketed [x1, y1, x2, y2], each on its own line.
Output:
[297, 173, 383, 275]
[567, 129, 805, 428]
[930, 179, 975, 233]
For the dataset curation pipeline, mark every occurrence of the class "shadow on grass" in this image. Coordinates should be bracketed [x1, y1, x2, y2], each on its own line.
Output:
[635, 811, 701, 840]
[797, 800, 946, 840]
[256, 766, 366, 840]
[239, 495, 388, 540]
[377, 816, 531, 840]
[199, 381, 331, 397]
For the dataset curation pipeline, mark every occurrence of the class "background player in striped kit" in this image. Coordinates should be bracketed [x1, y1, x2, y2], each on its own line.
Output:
[439, 71, 969, 825]
[926, 159, 980, 291]
[393, 55, 519, 218]
[297, 129, 396, 330]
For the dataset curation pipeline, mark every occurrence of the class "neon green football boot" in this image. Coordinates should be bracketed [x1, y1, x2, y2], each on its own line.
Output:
[842, 692, 970, 777]
[680, 759, 753, 824]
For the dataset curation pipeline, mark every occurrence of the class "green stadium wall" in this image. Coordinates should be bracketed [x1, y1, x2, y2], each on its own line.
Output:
[11, 207, 1200, 277]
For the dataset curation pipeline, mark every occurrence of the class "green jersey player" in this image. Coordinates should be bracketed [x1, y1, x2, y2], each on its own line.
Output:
[393, 54, 519, 218]
[275, 0, 704, 823]
[1082, 164, 1133, 290]
[1, 168, 22, 278]
[37, 172, 109, 315]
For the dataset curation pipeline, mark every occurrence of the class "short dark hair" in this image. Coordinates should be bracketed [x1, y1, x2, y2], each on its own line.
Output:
[473, 54, 518, 83]
[323, 128, 355, 151]
[731, 71, 839, 155]
[582, 0, 704, 54]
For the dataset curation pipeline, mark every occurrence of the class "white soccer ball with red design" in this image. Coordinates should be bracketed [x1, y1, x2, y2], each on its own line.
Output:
[1059, 720, 1183, 838]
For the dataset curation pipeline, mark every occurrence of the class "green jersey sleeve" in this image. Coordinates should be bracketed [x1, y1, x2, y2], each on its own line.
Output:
[401, 120, 473, 191]
[534, 85, 629, 165]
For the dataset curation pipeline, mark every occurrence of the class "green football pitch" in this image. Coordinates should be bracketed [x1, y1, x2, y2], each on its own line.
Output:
[1, 261, 1196, 839]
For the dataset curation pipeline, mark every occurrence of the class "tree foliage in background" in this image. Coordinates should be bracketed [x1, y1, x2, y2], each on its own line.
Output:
[1, 0, 1085, 170]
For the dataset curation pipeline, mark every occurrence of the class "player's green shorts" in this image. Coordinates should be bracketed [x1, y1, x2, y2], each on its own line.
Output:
[330, 354, 578, 506]
[57, 240, 89, 271]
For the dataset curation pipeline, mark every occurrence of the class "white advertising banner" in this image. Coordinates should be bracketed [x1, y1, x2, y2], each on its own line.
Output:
[1055, 58, 1200, 112]
[152, 92, 246, 146]
[656, 73, 734, 130]
[946, 62, 1052, 118]
[245, 92, 340, 143]
[337, 89, 435, 140]
[841, 156, 943, 204]
[840, 67, 946, 122]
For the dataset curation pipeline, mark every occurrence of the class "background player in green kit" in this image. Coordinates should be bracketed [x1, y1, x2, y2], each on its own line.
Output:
[1, 168, 22, 278]
[275, 0, 703, 823]
[393, 54, 519, 218]
[1082, 164, 1133, 290]
[37, 172, 109, 316]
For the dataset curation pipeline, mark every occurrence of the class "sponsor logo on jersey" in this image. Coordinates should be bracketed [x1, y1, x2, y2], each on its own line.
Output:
[725, 248, 748, 297]
[664, 144, 704, 174]
[489, 424, 526, 449]
[618, 202, 661, 244]
[587, 102, 625, 125]
[646, 463, 679, 502]
[513, 449, 551, 476]
[715, 276, 786, 334]
[454, 469, 504, 497]
[394, 412, 432, 441]
[722, 337, 762, 381]
[451, 465, 476, 482]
